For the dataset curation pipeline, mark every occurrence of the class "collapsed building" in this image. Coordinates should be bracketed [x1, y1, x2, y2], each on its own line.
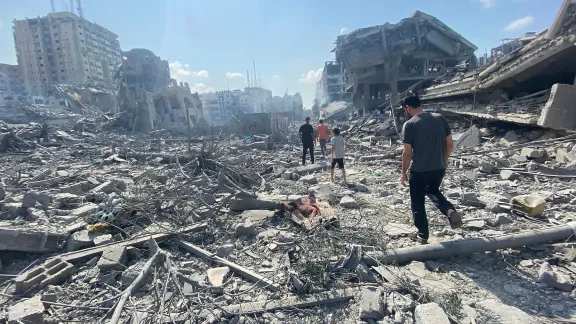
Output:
[333, 11, 478, 122]
[315, 61, 350, 106]
[418, 0, 576, 131]
[115, 49, 205, 132]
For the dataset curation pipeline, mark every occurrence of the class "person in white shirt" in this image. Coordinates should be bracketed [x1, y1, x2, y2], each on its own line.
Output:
[330, 127, 348, 184]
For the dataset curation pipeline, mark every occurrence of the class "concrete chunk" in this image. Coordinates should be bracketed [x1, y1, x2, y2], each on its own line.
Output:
[521, 148, 545, 159]
[235, 219, 257, 237]
[414, 302, 450, 324]
[97, 246, 127, 272]
[8, 295, 44, 324]
[22, 192, 37, 208]
[358, 286, 384, 320]
[206, 266, 230, 287]
[66, 230, 98, 252]
[70, 203, 98, 217]
[340, 196, 359, 208]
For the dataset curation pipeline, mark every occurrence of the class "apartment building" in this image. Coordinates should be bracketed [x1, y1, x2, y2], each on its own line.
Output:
[315, 61, 349, 106]
[13, 11, 122, 96]
[0, 63, 25, 96]
[121, 48, 171, 93]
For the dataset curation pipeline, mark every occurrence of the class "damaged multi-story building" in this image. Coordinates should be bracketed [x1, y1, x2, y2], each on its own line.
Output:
[12, 11, 122, 96]
[315, 61, 350, 106]
[333, 10, 477, 121]
[418, 0, 576, 131]
[115, 49, 204, 132]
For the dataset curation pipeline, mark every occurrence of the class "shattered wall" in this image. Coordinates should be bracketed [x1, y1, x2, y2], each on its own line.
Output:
[418, 0, 576, 131]
[232, 113, 289, 135]
[333, 10, 477, 115]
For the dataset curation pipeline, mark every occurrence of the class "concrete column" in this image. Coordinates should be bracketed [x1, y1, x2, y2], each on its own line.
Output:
[363, 83, 370, 115]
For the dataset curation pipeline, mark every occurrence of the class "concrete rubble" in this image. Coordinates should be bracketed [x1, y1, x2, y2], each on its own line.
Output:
[0, 3, 575, 324]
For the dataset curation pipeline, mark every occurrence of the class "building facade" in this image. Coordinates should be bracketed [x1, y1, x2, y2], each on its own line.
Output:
[0, 63, 25, 96]
[13, 12, 122, 96]
[315, 61, 349, 106]
[120, 48, 170, 93]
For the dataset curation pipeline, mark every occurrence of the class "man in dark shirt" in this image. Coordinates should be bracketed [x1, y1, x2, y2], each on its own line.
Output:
[299, 117, 315, 165]
[400, 96, 462, 244]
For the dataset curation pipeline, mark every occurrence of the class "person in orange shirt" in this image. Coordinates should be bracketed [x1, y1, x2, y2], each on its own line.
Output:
[316, 119, 329, 157]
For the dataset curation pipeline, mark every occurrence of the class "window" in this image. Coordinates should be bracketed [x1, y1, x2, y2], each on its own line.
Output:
[53, 33, 58, 36]
[55, 40, 59, 43]
[42, 78, 46, 81]
[79, 32, 83, 35]
[39, 64, 43, 67]
[81, 40, 84, 43]
[61, 69, 64, 72]
[57, 47, 60, 51]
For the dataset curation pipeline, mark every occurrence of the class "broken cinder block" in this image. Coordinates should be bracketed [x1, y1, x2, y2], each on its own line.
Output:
[15, 258, 75, 295]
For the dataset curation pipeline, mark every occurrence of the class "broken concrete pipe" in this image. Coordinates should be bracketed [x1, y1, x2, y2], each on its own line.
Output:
[360, 222, 576, 266]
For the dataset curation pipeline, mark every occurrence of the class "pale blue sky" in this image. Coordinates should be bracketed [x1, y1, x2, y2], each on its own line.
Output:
[0, 0, 563, 107]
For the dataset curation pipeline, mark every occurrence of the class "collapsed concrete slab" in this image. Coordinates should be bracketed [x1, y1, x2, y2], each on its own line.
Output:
[0, 227, 67, 253]
[538, 83, 576, 130]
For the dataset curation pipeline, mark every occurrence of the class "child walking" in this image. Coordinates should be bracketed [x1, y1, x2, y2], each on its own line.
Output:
[330, 128, 348, 184]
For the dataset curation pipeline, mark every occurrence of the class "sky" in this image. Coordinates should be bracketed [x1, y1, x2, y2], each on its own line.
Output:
[0, 0, 564, 108]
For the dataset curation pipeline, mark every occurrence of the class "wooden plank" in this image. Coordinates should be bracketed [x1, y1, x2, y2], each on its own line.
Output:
[177, 240, 280, 292]
[53, 223, 207, 262]
[222, 288, 358, 315]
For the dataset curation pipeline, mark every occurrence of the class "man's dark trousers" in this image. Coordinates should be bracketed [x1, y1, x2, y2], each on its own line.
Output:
[409, 169, 455, 239]
[302, 141, 314, 165]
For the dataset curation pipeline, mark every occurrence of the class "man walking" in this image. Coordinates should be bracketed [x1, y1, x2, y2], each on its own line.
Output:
[317, 119, 329, 157]
[299, 117, 315, 165]
[400, 95, 462, 244]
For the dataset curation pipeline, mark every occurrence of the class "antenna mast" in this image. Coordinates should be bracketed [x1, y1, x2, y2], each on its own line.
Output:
[50, 0, 56, 12]
[69, 0, 75, 14]
[76, 0, 84, 18]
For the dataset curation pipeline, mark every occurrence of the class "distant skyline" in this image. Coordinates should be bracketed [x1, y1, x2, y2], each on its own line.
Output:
[0, 0, 564, 108]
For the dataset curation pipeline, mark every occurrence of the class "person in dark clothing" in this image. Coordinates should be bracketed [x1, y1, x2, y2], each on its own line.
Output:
[400, 95, 462, 244]
[299, 117, 315, 165]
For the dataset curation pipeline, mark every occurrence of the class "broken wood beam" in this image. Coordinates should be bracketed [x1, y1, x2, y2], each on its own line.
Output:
[222, 288, 358, 315]
[177, 240, 280, 292]
[363, 222, 576, 266]
[52, 223, 207, 262]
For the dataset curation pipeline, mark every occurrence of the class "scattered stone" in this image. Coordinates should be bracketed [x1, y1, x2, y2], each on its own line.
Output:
[66, 230, 96, 252]
[460, 193, 486, 208]
[98, 246, 127, 272]
[235, 219, 257, 237]
[479, 161, 494, 174]
[500, 170, 519, 180]
[519, 260, 534, 268]
[500, 131, 518, 145]
[281, 173, 291, 180]
[495, 214, 513, 225]
[340, 196, 359, 208]
[93, 234, 113, 246]
[475, 299, 536, 324]
[291, 173, 300, 181]
[121, 261, 147, 286]
[355, 183, 369, 192]
[21, 192, 37, 208]
[207, 266, 230, 287]
[358, 287, 384, 320]
[8, 295, 44, 324]
[216, 243, 235, 258]
[414, 302, 450, 324]
[463, 220, 486, 230]
[520, 148, 545, 159]
[379, 190, 391, 197]
[387, 292, 414, 312]
[0, 185, 5, 200]
[70, 203, 99, 217]
[538, 262, 574, 292]
[41, 285, 62, 304]
[488, 202, 509, 214]
[301, 175, 318, 184]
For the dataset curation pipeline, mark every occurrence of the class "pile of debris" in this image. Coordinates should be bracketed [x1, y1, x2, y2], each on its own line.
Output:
[0, 114, 575, 323]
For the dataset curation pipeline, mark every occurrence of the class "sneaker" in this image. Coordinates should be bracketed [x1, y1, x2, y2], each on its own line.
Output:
[449, 211, 463, 229]
[410, 233, 428, 244]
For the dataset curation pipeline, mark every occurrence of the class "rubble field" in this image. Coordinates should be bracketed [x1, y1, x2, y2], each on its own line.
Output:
[0, 115, 576, 324]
